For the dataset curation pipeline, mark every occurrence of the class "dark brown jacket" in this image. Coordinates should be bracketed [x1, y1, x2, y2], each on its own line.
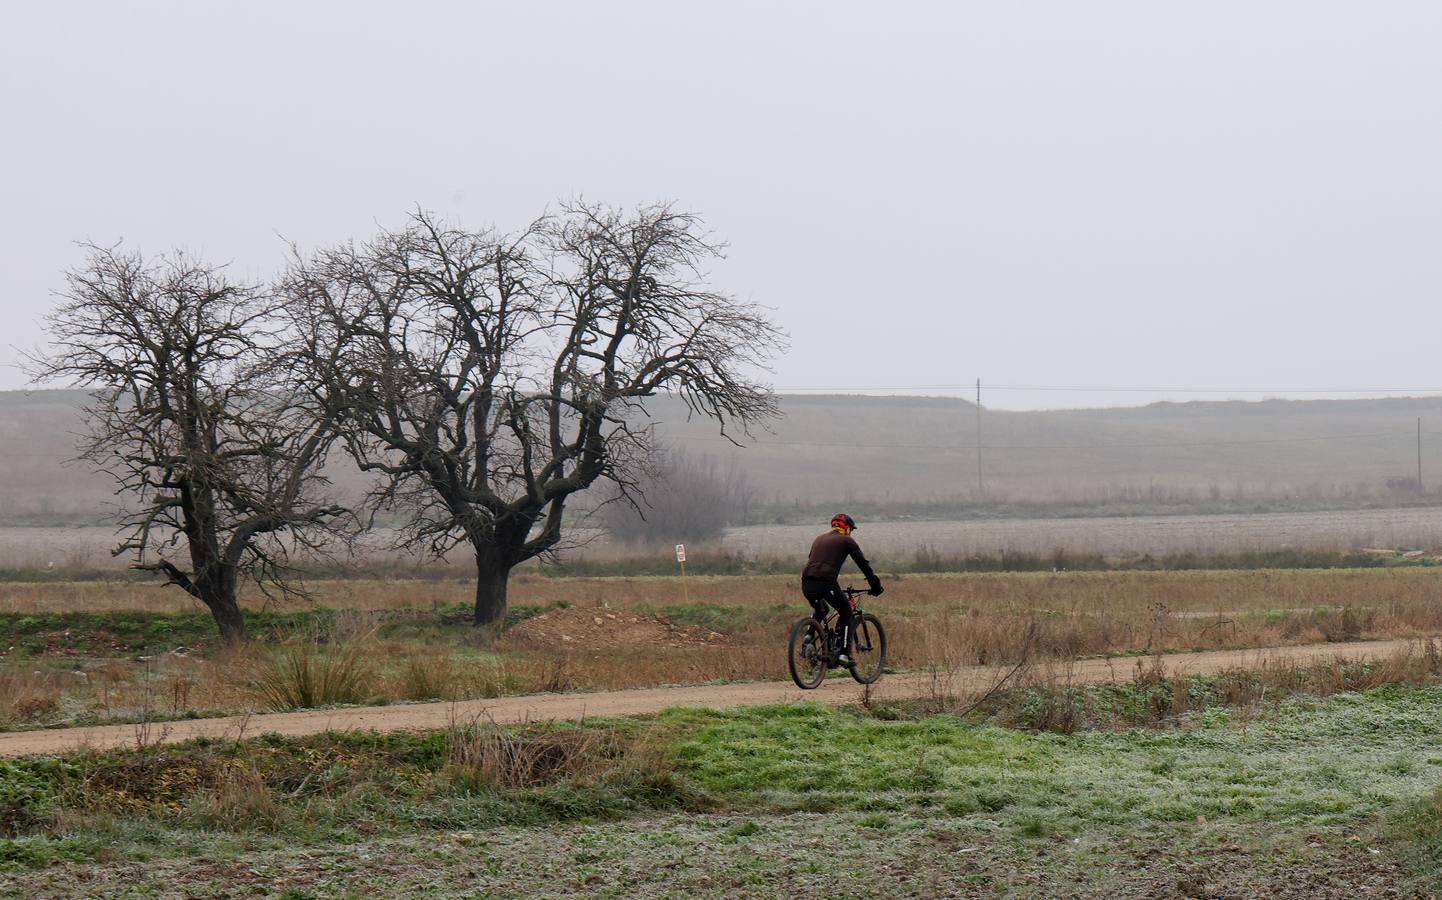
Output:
[802, 530, 880, 588]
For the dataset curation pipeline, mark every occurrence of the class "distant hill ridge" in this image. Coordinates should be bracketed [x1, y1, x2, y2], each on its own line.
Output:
[3, 389, 1442, 522]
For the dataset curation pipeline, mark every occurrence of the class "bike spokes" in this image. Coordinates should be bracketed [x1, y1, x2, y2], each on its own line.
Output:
[849, 613, 887, 685]
[788, 618, 828, 689]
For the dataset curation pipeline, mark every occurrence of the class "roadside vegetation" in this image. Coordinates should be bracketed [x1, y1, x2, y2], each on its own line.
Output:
[7, 568, 1442, 732]
[5, 671, 1442, 894]
[6, 564, 1442, 893]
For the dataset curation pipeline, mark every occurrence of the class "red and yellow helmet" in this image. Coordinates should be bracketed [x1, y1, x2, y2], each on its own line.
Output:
[831, 513, 857, 533]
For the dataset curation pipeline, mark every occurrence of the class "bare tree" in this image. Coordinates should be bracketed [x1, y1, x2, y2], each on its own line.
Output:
[285, 201, 782, 628]
[30, 245, 346, 643]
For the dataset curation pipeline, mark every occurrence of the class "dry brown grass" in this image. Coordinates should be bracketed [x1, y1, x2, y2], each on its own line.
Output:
[0, 669, 62, 724]
[469, 569, 1442, 694]
[445, 719, 671, 791]
[246, 633, 377, 712]
[74, 655, 253, 722]
[195, 764, 283, 830]
[973, 639, 1442, 734]
[379, 649, 567, 700]
[8, 568, 1442, 723]
[6, 568, 1442, 621]
[395, 653, 460, 701]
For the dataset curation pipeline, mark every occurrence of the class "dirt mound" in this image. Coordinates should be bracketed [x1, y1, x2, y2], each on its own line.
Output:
[505, 607, 725, 652]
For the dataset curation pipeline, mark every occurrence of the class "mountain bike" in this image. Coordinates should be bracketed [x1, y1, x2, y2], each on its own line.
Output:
[787, 585, 887, 689]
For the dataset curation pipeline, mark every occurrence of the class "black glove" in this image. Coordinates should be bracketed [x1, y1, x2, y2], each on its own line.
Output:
[869, 584, 884, 597]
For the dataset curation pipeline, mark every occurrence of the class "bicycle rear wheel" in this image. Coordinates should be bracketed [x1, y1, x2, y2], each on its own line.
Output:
[788, 618, 828, 689]
[848, 613, 887, 684]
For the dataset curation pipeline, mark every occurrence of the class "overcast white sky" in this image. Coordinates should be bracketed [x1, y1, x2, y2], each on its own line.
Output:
[2, 1, 1439, 409]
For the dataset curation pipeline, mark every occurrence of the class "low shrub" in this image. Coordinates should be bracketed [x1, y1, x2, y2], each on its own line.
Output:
[0, 760, 58, 836]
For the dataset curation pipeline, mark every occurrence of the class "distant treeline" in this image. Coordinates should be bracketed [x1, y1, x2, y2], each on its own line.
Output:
[539, 547, 1437, 577]
[2, 547, 1432, 584]
[747, 486, 1442, 527]
[9, 390, 1442, 528]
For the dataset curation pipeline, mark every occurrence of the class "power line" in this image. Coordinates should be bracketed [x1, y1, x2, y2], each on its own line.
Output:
[991, 385, 1442, 394]
[772, 383, 1442, 395]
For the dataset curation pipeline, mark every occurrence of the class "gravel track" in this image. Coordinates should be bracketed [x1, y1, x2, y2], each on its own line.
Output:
[0, 637, 1422, 758]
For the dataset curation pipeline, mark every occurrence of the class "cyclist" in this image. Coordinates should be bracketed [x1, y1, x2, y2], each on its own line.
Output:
[801, 513, 883, 666]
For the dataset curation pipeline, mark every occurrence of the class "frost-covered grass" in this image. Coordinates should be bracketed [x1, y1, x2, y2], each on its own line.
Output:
[669, 685, 1442, 835]
[5, 683, 1442, 892]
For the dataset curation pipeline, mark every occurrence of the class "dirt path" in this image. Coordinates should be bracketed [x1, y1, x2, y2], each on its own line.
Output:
[0, 638, 1425, 757]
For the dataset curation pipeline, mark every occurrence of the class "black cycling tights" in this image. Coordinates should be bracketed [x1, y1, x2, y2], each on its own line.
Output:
[800, 577, 853, 649]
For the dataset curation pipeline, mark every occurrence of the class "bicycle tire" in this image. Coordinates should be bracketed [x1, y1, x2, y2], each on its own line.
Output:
[788, 617, 828, 689]
[848, 613, 887, 684]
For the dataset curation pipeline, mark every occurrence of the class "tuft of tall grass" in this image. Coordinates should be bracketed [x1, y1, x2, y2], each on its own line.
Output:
[190, 764, 282, 831]
[445, 720, 673, 794]
[396, 653, 459, 701]
[0, 670, 61, 725]
[246, 632, 376, 711]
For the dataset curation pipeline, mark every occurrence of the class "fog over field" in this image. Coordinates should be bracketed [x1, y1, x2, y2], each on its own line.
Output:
[8, 507, 1442, 575]
[719, 508, 1442, 561]
[5, 389, 1442, 527]
[3, 3, 1441, 411]
[4, 2, 1441, 559]
[6, 6, 1442, 895]
[7, 385, 1442, 576]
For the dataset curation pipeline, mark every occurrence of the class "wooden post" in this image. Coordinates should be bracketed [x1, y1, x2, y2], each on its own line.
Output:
[676, 543, 689, 604]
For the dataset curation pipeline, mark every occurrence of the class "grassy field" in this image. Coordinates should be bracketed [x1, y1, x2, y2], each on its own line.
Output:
[4, 569, 1442, 733]
[5, 568, 1442, 894]
[5, 677, 1442, 896]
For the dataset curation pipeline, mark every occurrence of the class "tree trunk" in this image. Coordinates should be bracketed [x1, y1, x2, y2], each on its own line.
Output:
[473, 551, 512, 629]
[203, 591, 248, 645]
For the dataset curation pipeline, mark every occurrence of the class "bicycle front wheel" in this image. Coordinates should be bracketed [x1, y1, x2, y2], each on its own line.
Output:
[849, 613, 887, 684]
[788, 617, 827, 689]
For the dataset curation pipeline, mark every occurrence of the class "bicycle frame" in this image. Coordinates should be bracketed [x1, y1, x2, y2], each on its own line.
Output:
[808, 585, 871, 651]
[790, 584, 885, 688]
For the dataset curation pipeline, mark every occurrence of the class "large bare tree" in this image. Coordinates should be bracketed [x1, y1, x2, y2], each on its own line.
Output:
[285, 202, 782, 627]
[32, 246, 346, 643]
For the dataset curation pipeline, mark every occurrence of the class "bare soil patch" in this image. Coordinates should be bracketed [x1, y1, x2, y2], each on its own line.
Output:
[503, 606, 725, 652]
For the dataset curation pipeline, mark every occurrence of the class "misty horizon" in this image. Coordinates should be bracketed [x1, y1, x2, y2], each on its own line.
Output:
[2, 2, 1440, 411]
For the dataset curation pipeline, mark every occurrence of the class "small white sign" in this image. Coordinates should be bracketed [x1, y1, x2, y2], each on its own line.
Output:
[675, 544, 686, 563]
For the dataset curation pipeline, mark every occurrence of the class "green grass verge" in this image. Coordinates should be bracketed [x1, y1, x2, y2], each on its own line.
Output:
[7, 684, 1442, 880]
[668, 690, 1442, 831]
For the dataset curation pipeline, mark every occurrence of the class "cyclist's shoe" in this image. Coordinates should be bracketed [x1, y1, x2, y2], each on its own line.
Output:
[835, 652, 853, 667]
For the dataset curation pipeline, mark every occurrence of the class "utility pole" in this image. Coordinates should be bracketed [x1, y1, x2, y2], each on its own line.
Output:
[975, 378, 983, 497]
[1419, 418, 1424, 493]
